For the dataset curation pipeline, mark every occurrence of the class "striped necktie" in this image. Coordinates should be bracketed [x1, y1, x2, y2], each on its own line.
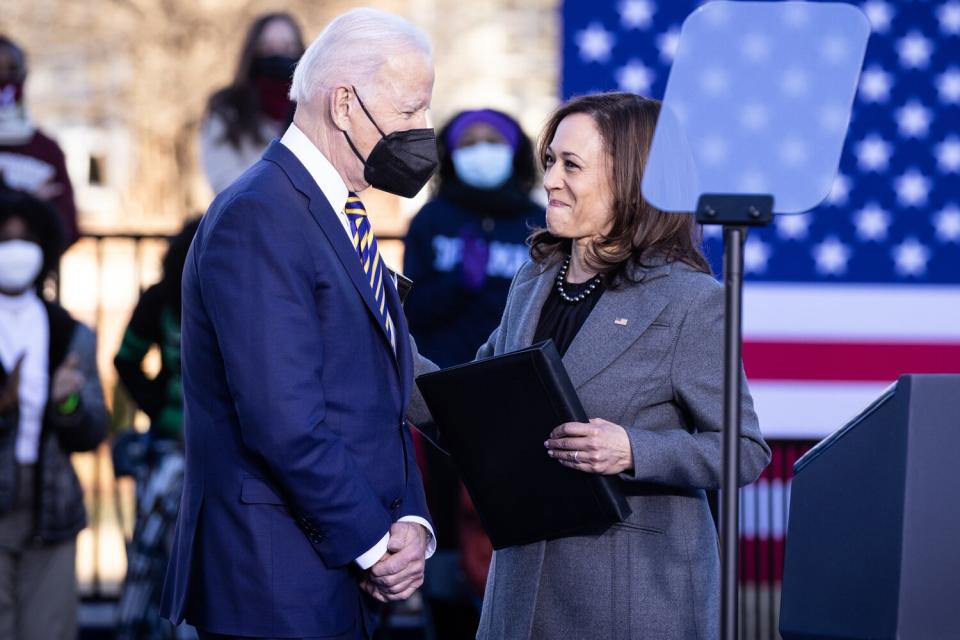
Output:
[344, 193, 395, 346]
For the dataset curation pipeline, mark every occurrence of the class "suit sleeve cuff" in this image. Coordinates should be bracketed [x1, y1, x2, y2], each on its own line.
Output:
[398, 516, 436, 559]
[355, 532, 389, 570]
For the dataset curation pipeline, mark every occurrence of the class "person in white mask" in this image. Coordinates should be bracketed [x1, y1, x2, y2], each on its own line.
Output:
[401, 108, 544, 636]
[0, 186, 107, 640]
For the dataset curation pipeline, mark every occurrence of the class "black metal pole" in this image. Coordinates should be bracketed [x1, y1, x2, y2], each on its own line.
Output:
[721, 225, 745, 640]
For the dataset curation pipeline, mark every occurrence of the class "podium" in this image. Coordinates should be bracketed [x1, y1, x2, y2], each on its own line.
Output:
[780, 375, 960, 639]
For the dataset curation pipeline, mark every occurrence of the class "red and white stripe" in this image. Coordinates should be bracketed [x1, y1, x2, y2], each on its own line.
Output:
[742, 283, 960, 439]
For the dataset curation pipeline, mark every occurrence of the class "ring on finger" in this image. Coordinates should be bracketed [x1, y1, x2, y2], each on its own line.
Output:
[573, 450, 580, 463]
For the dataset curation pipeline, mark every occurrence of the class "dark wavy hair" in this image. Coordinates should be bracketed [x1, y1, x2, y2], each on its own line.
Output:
[206, 13, 304, 149]
[0, 184, 64, 292]
[529, 92, 710, 285]
[433, 109, 539, 195]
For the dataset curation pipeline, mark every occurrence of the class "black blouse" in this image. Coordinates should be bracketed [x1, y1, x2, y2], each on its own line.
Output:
[533, 277, 607, 356]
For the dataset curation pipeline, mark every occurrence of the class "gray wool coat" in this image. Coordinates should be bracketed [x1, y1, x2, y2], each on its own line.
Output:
[412, 256, 771, 640]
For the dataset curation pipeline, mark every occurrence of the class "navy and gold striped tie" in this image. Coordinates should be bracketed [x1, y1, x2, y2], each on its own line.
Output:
[344, 193, 395, 346]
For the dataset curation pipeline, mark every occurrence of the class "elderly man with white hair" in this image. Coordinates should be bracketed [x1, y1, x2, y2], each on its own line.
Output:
[160, 8, 440, 639]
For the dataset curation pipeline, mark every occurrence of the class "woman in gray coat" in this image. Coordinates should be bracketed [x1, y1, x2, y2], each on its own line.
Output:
[472, 93, 771, 639]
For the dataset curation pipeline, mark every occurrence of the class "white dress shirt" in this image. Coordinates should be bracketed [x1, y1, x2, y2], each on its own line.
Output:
[279, 124, 435, 569]
[0, 289, 49, 464]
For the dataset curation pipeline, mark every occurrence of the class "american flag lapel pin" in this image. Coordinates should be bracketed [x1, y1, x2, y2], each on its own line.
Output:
[614, 318, 629, 326]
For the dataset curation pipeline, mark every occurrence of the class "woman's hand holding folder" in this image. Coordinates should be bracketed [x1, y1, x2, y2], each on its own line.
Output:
[544, 417, 634, 475]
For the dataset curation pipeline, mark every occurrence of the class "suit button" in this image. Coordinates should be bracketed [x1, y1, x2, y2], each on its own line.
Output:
[401, 419, 407, 429]
[390, 498, 402, 512]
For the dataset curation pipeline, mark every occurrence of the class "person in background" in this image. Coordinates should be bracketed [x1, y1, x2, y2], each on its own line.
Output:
[113, 217, 200, 640]
[0, 186, 107, 640]
[200, 13, 305, 194]
[402, 108, 543, 637]
[404, 108, 543, 368]
[0, 36, 79, 247]
[115, 217, 200, 442]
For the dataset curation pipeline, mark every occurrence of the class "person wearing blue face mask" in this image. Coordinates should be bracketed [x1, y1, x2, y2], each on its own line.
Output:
[404, 109, 544, 368]
[402, 109, 544, 637]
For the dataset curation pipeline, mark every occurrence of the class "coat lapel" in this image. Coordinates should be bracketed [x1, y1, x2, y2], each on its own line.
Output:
[384, 270, 413, 408]
[561, 263, 673, 389]
[263, 142, 399, 375]
[508, 261, 560, 351]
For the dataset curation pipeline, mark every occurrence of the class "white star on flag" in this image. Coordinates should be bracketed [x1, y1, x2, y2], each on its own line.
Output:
[862, 0, 895, 33]
[779, 137, 809, 167]
[615, 60, 654, 93]
[854, 203, 891, 241]
[892, 238, 931, 276]
[813, 237, 852, 275]
[576, 23, 616, 63]
[619, 0, 655, 29]
[896, 31, 934, 69]
[934, 205, 960, 242]
[781, 68, 810, 97]
[741, 33, 770, 63]
[821, 35, 851, 64]
[699, 135, 729, 166]
[855, 134, 892, 171]
[895, 169, 931, 207]
[657, 26, 681, 63]
[783, 2, 814, 28]
[738, 170, 769, 194]
[936, 137, 960, 173]
[744, 237, 772, 274]
[859, 66, 893, 102]
[937, 68, 960, 104]
[825, 174, 851, 206]
[700, 67, 730, 95]
[938, 1, 960, 35]
[896, 101, 932, 138]
[775, 214, 811, 240]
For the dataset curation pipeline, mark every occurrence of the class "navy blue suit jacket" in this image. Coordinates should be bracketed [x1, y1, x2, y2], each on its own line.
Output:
[159, 142, 431, 638]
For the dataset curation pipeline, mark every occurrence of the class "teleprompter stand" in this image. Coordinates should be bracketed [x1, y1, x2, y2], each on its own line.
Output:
[696, 193, 773, 640]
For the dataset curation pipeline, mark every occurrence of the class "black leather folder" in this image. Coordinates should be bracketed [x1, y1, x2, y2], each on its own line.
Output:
[415, 340, 631, 549]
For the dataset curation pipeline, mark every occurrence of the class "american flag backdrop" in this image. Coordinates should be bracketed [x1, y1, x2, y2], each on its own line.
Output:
[561, 0, 960, 441]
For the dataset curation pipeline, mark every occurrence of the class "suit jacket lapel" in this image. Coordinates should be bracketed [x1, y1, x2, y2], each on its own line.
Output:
[508, 261, 560, 351]
[263, 142, 399, 371]
[562, 263, 672, 389]
[384, 272, 412, 406]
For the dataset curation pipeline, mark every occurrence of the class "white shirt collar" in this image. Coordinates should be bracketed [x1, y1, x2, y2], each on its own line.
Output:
[278, 124, 397, 350]
[279, 124, 350, 217]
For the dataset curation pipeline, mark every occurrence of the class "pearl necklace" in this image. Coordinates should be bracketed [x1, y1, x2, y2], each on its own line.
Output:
[555, 255, 603, 304]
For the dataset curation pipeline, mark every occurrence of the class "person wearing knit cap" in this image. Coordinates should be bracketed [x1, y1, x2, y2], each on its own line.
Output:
[404, 108, 544, 369]
[402, 108, 544, 637]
